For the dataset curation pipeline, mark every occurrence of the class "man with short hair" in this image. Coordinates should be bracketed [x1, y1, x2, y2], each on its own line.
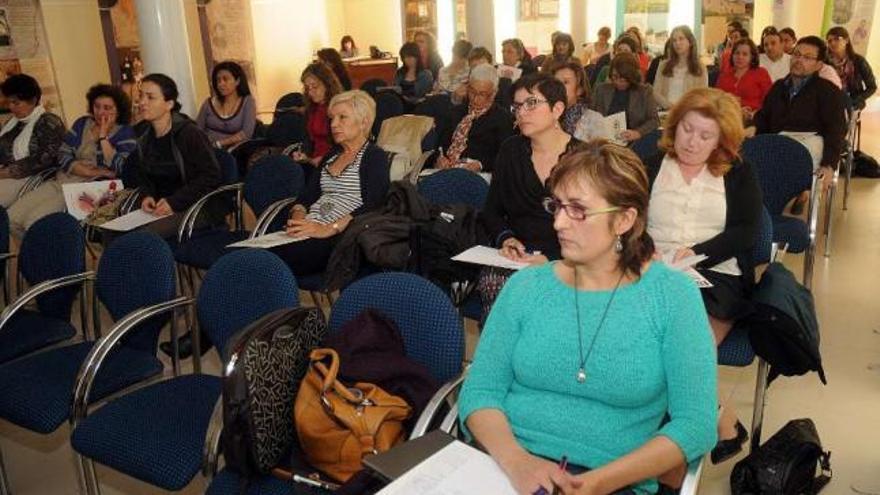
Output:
[753, 36, 846, 190]
[759, 29, 791, 82]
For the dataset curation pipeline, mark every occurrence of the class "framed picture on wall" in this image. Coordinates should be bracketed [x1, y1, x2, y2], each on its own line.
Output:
[519, 0, 559, 21]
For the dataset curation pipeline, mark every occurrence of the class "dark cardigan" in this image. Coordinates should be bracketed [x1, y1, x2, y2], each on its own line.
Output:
[845, 54, 876, 110]
[440, 103, 514, 172]
[299, 142, 390, 216]
[753, 74, 846, 169]
[643, 153, 763, 288]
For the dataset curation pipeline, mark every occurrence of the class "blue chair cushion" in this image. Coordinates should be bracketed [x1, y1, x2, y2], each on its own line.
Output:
[0, 310, 77, 364]
[175, 230, 250, 269]
[207, 469, 311, 495]
[71, 374, 222, 491]
[0, 342, 162, 434]
[772, 215, 809, 253]
[718, 325, 756, 367]
[297, 273, 326, 292]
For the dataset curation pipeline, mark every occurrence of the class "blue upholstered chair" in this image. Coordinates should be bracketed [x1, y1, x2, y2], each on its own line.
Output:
[70, 249, 299, 494]
[205, 272, 465, 494]
[0, 232, 175, 493]
[0, 213, 86, 365]
[630, 129, 662, 162]
[372, 91, 405, 137]
[174, 154, 305, 287]
[716, 206, 774, 454]
[0, 207, 12, 305]
[741, 134, 820, 289]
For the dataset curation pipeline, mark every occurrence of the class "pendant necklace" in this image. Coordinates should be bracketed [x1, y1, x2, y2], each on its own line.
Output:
[574, 269, 625, 383]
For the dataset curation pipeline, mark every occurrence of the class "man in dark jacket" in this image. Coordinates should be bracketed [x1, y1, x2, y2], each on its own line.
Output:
[753, 36, 846, 190]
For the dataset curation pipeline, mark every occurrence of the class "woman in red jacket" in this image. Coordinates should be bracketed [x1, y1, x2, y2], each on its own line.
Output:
[716, 38, 772, 122]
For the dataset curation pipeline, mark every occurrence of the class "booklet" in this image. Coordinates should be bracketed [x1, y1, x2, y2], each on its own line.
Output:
[660, 251, 714, 288]
[452, 245, 530, 271]
[496, 64, 523, 82]
[99, 209, 170, 232]
[376, 437, 516, 495]
[603, 111, 628, 145]
[227, 231, 308, 249]
[62, 179, 124, 220]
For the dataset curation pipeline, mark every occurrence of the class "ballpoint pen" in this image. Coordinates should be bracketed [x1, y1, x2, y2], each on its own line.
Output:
[290, 473, 341, 491]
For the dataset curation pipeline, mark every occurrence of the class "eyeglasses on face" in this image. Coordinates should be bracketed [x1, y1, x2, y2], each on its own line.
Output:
[543, 197, 621, 221]
[791, 51, 819, 61]
[510, 96, 548, 115]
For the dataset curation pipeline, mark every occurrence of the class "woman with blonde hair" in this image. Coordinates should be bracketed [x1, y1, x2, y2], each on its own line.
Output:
[652, 25, 707, 109]
[645, 87, 762, 465]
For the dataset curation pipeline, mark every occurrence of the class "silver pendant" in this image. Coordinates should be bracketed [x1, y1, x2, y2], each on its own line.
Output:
[576, 368, 586, 383]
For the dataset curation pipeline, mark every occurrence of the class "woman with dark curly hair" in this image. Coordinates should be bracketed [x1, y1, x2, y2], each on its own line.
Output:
[7, 83, 136, 237]
[715, 38, 772, 121]
[0, 73, 65, 208]
[196, 60, 257, 150]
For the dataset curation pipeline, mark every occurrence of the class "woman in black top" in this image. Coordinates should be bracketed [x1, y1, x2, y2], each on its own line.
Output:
[478, 74, 580, 321]
[825, 26, 876, 110]
[127, 73, 221, 240]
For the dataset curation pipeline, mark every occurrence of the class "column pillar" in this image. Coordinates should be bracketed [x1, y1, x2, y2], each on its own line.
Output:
[571, 0, 587, 48]
[467, 0, 497, 59]
[135, 0, 198, 116]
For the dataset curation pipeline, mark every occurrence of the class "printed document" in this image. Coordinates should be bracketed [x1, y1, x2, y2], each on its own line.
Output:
[100, 210, 170, 232]
[227, 231, 308, 249]
[452, 245, 529, 270]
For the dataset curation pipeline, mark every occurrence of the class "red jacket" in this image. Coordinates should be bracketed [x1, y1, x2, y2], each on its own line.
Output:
[716, 67, 773, 111]
[306, 103, 331, 159]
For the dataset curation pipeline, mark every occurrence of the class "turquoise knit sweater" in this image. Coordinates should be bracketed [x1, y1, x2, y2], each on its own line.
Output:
[459, 261, 718, 493]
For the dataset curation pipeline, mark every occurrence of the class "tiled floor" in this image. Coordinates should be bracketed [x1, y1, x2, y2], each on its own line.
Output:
[1, 107, 878, 494]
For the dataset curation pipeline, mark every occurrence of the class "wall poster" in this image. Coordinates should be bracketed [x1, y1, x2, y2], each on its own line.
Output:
[822, 0, 876, 55]
[204, 0, 258, 99]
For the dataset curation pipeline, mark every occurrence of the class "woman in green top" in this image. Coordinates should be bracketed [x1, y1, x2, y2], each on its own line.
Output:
[459, 141, 717, 495]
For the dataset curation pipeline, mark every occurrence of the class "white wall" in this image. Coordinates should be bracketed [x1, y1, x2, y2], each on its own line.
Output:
[340, 0, 403, 57]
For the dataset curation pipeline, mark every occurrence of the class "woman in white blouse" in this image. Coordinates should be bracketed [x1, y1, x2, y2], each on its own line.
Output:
[643, 88, 763, 466]
[651, 26, 708, 110]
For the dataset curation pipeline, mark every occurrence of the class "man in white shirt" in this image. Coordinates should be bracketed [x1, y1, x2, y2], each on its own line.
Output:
[759, 29, 791, 82]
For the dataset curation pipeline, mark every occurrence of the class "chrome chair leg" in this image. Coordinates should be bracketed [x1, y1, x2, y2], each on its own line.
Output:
[823, 176, 837, 257]
[86, 458, 101, 495]
[749, 359, 770, 453]
[0, 444, 12, 495]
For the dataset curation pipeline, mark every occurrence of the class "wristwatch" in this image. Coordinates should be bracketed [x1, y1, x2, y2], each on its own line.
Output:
[97, 136, 108, 144]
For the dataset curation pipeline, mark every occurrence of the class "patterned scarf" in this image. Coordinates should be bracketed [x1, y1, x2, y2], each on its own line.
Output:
[445, 105, 489, 163]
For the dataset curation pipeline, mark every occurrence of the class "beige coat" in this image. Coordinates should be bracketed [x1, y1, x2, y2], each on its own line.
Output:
[651, 60, 709, 109]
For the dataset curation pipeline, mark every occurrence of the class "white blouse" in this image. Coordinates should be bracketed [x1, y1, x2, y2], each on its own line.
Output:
[648, 155, 741, 276]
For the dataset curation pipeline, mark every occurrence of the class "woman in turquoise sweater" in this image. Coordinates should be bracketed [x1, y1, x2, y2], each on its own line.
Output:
[459, 141, 718, 495]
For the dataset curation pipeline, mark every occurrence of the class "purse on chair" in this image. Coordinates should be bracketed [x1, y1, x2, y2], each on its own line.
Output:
[293, 348, 412, 482]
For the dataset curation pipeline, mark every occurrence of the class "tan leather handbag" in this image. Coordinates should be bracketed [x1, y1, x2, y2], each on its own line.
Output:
[294, 348, 412, 482]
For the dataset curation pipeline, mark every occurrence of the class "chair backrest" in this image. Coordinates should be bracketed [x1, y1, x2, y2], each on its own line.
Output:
[97, 231, 176, 352]
[244, 154, 305, 218]
[741, 135, 813, 215]
[213, 148, 239, 184]
[0, 206, 8, 281]
[267, 92, 306, 147]
[19, 213, 84, 319]
[197, 249, 299, 355]
[360, 78, 388, 97]
[372, 92, 405, 137]
[630, 129, 662, 162]
[418, 168, 489, 210]
[328, 272, 464, 383]
[752, 206, 773, 266]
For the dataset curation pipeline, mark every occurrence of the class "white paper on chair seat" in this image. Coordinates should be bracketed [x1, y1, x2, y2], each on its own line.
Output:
[452, 245, 529, 270]
[377, 440, 516, 495]
[99, 210, 170, 232]
[227, 231, 308, 249]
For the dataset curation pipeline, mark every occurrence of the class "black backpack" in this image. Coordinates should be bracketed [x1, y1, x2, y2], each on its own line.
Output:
[744, 262, 827, 385]
[221, 307, 327, 488]
[408, 202, 481, 300]
[852, 151, 880, 178]
[731, 418, 831, 494]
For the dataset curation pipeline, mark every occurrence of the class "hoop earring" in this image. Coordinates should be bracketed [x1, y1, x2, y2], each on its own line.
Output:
[614, 235, 623, 252]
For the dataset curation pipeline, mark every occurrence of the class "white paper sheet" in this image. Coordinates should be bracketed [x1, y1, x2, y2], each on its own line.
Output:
[99, 210, 170, 232]
[660, 251, 713, 288]
[452, 245, 530, 270]
[62, 180, 124, 220]
[227, 231, 308, 249]
[377, 440, 516, 495]
[496, 64, 522, 81]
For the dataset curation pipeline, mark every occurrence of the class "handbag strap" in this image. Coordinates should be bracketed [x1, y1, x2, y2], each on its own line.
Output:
[806, 451, 832, 495]
[309, 348, 370, 405]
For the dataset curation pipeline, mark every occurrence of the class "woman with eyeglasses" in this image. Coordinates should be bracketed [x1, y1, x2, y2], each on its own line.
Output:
[645, 88, 762, 465]
[434, 64, 513, 172]
[715, 38, 772, 122]
[825, 26, 876, 110]
[477, 73, 580, 322]
[591, 53, 659, 143]
[461, 140, 717, 495]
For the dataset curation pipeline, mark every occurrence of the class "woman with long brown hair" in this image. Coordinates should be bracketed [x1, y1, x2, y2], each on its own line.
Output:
[652, 25, 707, 109]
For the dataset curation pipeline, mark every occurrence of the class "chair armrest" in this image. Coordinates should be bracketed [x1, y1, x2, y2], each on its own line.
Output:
[409, 371, 467, 440]
[253, 197, 299, 237]
[678, 457, 704, 495]
[0, 271, 95, 333]
[177, 183, 244, 243]
[70, 296, 194, 428]
[202, 396, 225, 478]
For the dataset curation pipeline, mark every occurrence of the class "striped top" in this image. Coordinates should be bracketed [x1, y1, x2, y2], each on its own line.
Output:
[306, 142, 368, 224]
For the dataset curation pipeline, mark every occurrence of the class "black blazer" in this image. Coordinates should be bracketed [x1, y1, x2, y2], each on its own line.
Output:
[440, 103, 514, 172]
[643, 153, 763, 288]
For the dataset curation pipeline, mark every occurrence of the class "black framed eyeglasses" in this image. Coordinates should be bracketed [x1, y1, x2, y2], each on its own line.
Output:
[510, 96, 549, 115]
[543, 197, 621, 221]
